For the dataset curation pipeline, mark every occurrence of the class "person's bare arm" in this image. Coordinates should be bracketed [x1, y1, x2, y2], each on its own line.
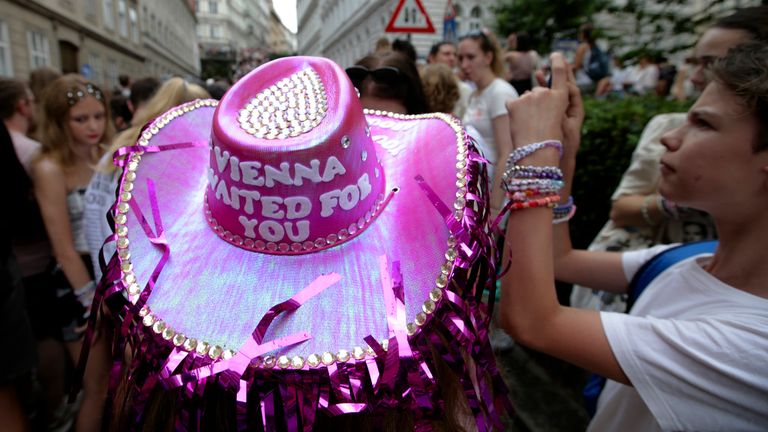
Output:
[572, 43, 588, 70]
[33, 157, 93, 290]
[499, 55, 629, 384]
[491, 113, 513, 215]
[610, 193, 665, 228]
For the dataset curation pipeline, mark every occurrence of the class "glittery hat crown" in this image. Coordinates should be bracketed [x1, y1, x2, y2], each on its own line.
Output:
[205, 57, 387, 254]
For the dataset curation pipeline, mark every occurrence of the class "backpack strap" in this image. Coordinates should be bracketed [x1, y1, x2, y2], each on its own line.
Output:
[626, 240, 718, 310]
[582, 239, 718, 417]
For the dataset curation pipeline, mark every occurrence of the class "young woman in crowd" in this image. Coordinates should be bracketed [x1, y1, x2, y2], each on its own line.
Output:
[347, 50, 429, 115]
[499, 44, 768, 430]
[84, 77, 209, 280]
[33, 75, 113, 432]
[458, 30, 518, 213]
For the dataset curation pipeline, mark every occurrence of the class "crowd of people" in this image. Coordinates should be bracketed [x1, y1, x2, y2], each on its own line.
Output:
[1, 5, 766, 431]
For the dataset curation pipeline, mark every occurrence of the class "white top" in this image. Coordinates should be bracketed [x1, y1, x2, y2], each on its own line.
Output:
[575, 46, 594, 87]
[9, 130, 41, 176]
[461, 78, 518, 165]
[630, 64, 660, 95]
[610, 66, 633, 92]
[453, 80, 472, 120]
[589, 245, 768, 431]
[84, 164, 119, 281]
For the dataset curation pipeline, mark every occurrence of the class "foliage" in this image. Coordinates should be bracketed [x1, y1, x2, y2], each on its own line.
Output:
[493, 0, 764, 60]
[569, 95, 692, 249]
[493, 0, 609, 53]
[599, 0, 732, 59]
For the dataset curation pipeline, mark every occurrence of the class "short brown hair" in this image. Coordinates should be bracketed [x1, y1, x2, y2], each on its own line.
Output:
[0, 77, 29, 120]
[710, 42, 768, 152]
[420, 64, 459, 114]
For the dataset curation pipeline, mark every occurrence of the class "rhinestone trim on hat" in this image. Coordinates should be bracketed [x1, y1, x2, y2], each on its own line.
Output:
[118, 105, 472, 370]
[237, 68, 328, 139]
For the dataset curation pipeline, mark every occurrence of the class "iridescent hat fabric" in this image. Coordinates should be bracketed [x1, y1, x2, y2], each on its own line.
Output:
[84, 56, 510, 430]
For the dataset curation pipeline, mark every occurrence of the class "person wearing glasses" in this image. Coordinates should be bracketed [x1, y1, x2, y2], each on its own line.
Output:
[570, 6, 768, 312]
[458, 30, 519, 214]
[346, 51, 429, 115]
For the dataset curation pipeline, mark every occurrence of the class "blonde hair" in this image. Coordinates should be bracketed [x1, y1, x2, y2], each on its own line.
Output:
[39, 74, 113, 169]
[100, 77, 210, 172]
[460, 31, 504, 78]
[420, 64, 460, 114]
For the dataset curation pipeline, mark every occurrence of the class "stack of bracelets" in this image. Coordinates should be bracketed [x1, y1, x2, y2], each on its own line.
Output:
[501, 140, 576, 224]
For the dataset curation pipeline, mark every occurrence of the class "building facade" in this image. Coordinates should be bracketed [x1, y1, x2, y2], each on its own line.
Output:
[196, 0, 270, 79]
[267, 5, 296, 55]
[0, 0, 199, 87]
[297, 0, 494, 67]
[141, 0, 200, 79]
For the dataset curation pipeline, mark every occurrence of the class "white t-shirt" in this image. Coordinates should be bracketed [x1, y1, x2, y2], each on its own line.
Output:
[461, 78, 518, 166]
[453, 80, 472, 120]
[10, 130, 41, 176]
[631, 64, 660, 95]
[589, 245, 768, 431]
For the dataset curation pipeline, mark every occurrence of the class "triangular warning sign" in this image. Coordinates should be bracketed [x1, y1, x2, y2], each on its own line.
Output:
[385, 0, 436, 34]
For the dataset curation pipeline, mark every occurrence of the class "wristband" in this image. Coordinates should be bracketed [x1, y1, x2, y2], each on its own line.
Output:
[74, 280, 96, 309]
[640, 195, 657, 226]
[506, 140, 563, 166]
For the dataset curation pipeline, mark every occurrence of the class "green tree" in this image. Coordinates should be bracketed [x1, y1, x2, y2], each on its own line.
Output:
[493, 0, 608, 53]
[599, 0, 732, 58]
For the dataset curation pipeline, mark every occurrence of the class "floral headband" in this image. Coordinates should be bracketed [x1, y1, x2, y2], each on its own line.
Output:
[66, 83, 103, 106]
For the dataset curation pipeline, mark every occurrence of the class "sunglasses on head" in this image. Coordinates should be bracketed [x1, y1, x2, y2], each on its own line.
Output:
[460, 30, 491, 43]
[345, 66, 401, 87]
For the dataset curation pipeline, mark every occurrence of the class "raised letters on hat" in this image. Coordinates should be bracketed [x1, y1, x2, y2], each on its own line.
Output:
[205, 57, 387, 254]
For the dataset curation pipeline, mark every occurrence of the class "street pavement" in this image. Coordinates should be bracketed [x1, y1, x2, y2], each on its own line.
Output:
[496, 344, 591, 431]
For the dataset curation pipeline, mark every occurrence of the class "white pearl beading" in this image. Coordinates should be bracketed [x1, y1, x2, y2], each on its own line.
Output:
[237, 68, 328, 139]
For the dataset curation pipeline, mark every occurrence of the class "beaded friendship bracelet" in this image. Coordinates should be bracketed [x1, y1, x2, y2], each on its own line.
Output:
[640, 195, 657, 226]
[503, 179, 564, 193]
[505, 194, 561, 211]
[553, 204, 577, 224]
[503, 165, 563, 180]
[552, 196, 574, 219]
[506, 140, 563, 166]
[501, 140, 565, 214]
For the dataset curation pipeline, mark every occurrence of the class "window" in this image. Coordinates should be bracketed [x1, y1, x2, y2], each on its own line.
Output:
[197, 24, 208, 38]
[85, 0, 98, 19]
[118, 0, 128, 37]
[129, 6, 139, 42]
[106, 58, 118, 88]
[27, 30, 51, 69]
[0, 21, 11, 76]
[88, 52, 102, 85]
[211, 25, 221, 39]
[470, 6, 482, 18]
[103, 0, 115, 29]
[209, 0, 218, 14]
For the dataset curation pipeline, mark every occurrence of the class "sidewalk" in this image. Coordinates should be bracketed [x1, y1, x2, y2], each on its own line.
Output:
[496, 344, 591, 431]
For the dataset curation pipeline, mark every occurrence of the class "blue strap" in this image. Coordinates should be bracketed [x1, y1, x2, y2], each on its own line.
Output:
[582, 240, 718, 417]
[626, 240, 718, 310]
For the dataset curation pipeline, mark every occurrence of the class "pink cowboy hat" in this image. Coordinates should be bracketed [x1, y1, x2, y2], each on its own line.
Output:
[87, 56, 509, 430]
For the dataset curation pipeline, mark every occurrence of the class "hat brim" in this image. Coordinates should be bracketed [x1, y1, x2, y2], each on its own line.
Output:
[119, 100, 480, 361]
